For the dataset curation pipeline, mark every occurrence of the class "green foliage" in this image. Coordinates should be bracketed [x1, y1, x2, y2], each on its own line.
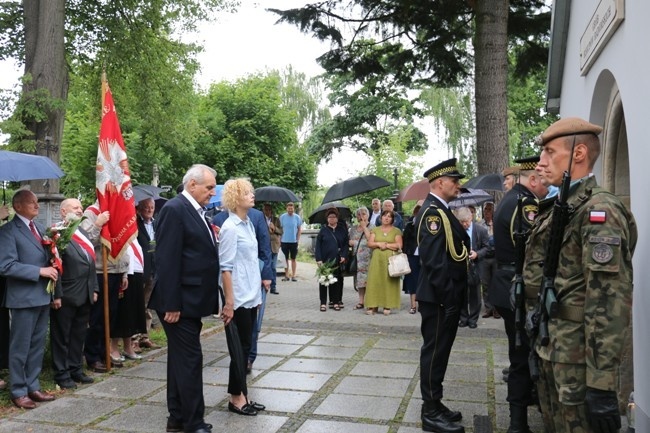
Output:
[507, 49, 558, 160]
[194, 74, 317, 196]
[420, 85, 477, 177]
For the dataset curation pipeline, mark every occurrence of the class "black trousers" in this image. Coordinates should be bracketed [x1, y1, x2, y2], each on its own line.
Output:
[459, 281, 481, 325]
[495, 305, 534, 407]
[228, 306, 256, 396]
[419, 301, 460, 402]
[50, 302, 91, 381]
[84, 274, 121, 365]
[158, 313, 206, 432]
[319, 267, 343, 305]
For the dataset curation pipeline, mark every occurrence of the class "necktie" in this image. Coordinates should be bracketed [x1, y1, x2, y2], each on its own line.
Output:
[29, 221, 41, 241]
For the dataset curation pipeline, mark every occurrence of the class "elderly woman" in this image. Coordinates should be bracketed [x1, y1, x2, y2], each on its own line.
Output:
[365, 210, 403, 315]
[348, 206, 372, 310]
[314, 207, 349, 312]
[219, 178, 265, 416]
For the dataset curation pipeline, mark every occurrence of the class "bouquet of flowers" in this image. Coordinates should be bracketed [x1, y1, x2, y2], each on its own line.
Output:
[41, 214, 87, 294]
[315, 259, 338, 287]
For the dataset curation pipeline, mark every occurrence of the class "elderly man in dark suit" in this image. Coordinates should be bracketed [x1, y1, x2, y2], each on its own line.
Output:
[50, 198, 99, 389]
[0, 190, 60, 409]
[135, 197, 160, 350]
[454, 206, 489, 329]
[149, 164, 220, 433]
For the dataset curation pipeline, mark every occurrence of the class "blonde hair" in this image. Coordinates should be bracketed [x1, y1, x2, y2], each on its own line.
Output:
[222, 178, 254, 211]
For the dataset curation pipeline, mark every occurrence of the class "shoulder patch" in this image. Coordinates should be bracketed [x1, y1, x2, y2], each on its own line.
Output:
[592, 243, 614, 264]
[522, 204, 538, 223]
[426, 215, 442, 235]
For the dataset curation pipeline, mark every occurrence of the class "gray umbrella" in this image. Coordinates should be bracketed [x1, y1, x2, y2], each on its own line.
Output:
[449, 188, 493, 209]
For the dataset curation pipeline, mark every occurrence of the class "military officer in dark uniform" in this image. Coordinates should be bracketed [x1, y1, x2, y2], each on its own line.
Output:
[415, 158, 469, 433]
[490, 156, 548, 433]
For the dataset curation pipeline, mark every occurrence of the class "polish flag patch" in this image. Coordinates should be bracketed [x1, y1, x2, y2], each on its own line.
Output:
[589, 210, 607, 223]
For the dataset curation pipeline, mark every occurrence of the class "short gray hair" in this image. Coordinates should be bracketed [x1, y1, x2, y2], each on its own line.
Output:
[356, 206, 369, 216]
[182, 164, 216, 188]
[453, 207, 472, 223]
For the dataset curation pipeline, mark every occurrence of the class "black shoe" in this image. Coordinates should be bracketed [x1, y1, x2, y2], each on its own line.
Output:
[185, 427, 212, 433]
[270, 290, 279, 294]
[56, 379, 77, 389]
[166, 417, 183, 432]
[422, 411, 465, 433]
[248, 400, 265, 411]
[458, 321, 468, 327]
[88, 361, 107, 373]
[439, 401, 462, 422]
[228, 401, 257, 416]
[71, 373, 94, 384]
[468, 323, 477, 329]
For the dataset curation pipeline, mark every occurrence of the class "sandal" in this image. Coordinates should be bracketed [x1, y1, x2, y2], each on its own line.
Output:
[409, 307, 417, 314]
[383, 309, 391, 316]
[333, 304, 340, 311]
[365, 308, 375, 315]
[353, 303, 364, 310]
[320, 305, 327, 312]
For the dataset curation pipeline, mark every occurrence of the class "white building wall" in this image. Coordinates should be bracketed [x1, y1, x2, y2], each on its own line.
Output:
[554, 0, 650, 428]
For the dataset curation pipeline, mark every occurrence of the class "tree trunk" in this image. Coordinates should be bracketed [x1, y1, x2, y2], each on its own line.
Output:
[474, 0, 509, 175]
[22, 0, 68, 197]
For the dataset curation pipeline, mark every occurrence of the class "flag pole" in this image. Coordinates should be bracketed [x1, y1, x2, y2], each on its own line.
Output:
[102, 245, 111, 371]
[100, 69, 111, 371]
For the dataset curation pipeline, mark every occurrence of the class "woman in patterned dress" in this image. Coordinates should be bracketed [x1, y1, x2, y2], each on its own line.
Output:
[348, 207, 372, 310]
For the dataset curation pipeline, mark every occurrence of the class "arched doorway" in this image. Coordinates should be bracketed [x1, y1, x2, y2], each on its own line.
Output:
[597, 80, 633, 413]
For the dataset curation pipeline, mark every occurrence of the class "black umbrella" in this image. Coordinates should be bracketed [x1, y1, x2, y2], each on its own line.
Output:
[462, 173, 504, 191]
[308, 201, 352, 224]
[254, 186, 299, 203]
[449, 188, 493, 209]
[133, 184, 166, 200]
[321, 175, 390, 204]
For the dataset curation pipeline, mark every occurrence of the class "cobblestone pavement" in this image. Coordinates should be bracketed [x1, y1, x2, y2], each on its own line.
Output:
[0, 262, 545, 433]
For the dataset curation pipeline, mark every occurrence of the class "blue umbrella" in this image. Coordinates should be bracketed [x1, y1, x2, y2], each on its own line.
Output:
[0, 150, 65, 203]
[206, 184, 224, 209]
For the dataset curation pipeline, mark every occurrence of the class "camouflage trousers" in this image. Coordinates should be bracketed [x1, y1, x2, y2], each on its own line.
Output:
[538, 358, 602, 433]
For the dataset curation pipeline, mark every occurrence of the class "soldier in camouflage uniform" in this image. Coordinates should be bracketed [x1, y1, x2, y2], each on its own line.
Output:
[523, 117, 637, 433]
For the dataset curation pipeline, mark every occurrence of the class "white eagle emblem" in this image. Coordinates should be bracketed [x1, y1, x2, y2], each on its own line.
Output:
[96, 138, 130, 195]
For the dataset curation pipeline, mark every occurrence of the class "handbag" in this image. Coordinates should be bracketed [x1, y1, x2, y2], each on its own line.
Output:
[344, 231, 364, 276]
[388, 250, 411, 277]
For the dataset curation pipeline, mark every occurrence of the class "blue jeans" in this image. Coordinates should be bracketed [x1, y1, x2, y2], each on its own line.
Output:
[270, 252, 278, 289]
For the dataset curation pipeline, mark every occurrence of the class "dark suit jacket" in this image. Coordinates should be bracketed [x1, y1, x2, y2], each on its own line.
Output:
[137, 216, 156, 280]
[0, 217, 59, 308]
[149, 194, 219, 318]
[212, 208, 272, 281]
[60, 228, 99, 307]
[415, 194, 470, 306]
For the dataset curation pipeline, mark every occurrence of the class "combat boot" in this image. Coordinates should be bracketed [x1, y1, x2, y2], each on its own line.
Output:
[422, 400, 465, 433]
[507, 404, 533, 433]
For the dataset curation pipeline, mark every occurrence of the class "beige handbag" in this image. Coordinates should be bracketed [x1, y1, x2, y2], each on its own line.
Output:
[388, 250, 411, 277]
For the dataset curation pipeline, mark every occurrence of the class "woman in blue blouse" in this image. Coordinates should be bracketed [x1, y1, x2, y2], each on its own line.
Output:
[219, 178, 265, 416]
[314, 207, 349, 312]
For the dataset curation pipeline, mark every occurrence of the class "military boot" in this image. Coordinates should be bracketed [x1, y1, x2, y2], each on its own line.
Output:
[422, 400, 465, 433]
[507, 404, 533, 433]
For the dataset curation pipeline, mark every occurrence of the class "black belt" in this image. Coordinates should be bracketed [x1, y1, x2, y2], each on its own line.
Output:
[497, 263, 516, 272]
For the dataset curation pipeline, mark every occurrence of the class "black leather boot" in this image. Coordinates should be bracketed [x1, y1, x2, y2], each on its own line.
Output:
[422, 401, 465, 433]
[507, 404, 533, 433]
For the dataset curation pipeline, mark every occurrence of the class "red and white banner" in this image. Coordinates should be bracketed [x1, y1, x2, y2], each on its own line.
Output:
[95, 76, 137, 260]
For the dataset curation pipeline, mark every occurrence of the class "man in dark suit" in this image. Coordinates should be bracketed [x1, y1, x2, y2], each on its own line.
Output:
[415, 159, 469, 433]
[490, 156, 547, 433]
[0, 190, 60, 409]
[455, 206, 489, 329]
[149, 164, 219, 433]
[135, 197, 160, 350]
[50, 198, 98, 389]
